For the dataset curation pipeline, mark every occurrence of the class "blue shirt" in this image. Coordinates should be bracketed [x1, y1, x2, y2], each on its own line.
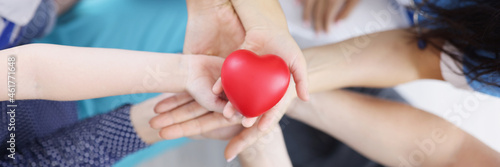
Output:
[408, 0, 500, 97]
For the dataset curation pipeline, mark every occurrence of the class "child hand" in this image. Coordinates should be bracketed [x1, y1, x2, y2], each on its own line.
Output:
[184, 0, 245, 57]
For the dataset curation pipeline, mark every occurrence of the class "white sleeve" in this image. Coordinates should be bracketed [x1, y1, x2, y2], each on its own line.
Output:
[440, 42, 473, 90]
[0, 0, 42, 26]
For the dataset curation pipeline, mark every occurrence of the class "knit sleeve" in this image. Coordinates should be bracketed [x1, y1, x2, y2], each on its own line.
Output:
[0, 104, 148, 166]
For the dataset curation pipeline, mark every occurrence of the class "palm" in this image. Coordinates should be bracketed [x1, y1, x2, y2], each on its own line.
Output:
[184, 2, 245, 57]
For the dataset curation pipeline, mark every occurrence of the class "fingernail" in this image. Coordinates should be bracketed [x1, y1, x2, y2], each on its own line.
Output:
[227, 155, 236, 162]
[302, 21, 311, 28]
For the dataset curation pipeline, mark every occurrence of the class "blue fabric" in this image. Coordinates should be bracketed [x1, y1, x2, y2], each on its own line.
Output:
[36, 0, 191, 166]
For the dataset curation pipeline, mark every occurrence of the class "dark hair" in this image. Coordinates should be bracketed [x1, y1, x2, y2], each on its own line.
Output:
[415, 0, 500, 87]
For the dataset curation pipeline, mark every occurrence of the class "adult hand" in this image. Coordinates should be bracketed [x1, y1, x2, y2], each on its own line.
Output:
[149, 92, 242, 140]
[301, 0, 360, 33]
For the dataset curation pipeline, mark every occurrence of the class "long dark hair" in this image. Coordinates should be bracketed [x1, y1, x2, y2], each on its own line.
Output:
[415, 0, 500, 87]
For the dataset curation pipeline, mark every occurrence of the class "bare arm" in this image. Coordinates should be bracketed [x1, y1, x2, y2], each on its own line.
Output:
[239, 125, 292, 167]
[0, 44, 202, 101]
[305, 29, 444, 93]
[54, 0, 80, 15]
[287, 90, 500, 166]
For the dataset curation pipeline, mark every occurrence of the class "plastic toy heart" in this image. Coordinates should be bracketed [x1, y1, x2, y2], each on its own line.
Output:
[221, 50, 290, 117]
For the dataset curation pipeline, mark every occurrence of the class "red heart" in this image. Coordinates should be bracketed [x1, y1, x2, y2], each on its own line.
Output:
[221, 50, 290, 118]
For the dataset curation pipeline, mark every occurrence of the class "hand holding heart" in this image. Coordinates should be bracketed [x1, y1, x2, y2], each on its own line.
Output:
[220, 50, 290, 118]
[151, 80, 297, 161]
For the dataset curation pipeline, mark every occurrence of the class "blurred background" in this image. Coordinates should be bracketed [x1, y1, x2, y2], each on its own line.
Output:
[35, 0, 500, 166]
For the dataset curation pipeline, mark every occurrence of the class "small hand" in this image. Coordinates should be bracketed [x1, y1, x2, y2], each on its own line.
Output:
[184, 55, 227, 112]
[301, 0, 360, 33]
[184, 0, 245, 57]
[212, 79, 297, 160]
[149, 93, 242, 140]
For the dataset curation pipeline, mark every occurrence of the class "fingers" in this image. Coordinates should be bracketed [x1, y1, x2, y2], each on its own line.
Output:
[257, 107, 281, 131]
[200, 125, 244, 140]
[212, 77, 223, 95]
[242, 117, 258, 128]
[159, 112, 240, 139]
[192, 77, 227, 112]
[154, 92, 194, 114]
[225, 125, 261, 161]
[224, 123, 278, 161]
[313, 0, 326, 33]
[150, 101, 209, 129]
[325, 0, 345, 32]
[223, 102, 256, 128]
[302, 0, 316, 27]
[336, 0, 360, 22]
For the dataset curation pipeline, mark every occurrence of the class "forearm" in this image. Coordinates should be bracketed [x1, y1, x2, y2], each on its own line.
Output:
[239, 125, 292, 167]
[288, 90, 500, 166]
[186, 0, 229, 11]
[0, 44, 188, 101]
[130, 94, 172, 144]
[304, 29, 443, 93]
[230, 0, 288, 31]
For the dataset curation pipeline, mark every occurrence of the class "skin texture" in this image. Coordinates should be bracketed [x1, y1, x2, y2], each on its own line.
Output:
[301, 0, 361, 33]
[150, 28, 500, 165]
[184, 0, 245, 58]
[182, 0, 308, 160]
[238, 124, 292, 167]
[286, 90, 500, 166]
[0, 43, 225, 113]
[150, 29, 453, 161]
